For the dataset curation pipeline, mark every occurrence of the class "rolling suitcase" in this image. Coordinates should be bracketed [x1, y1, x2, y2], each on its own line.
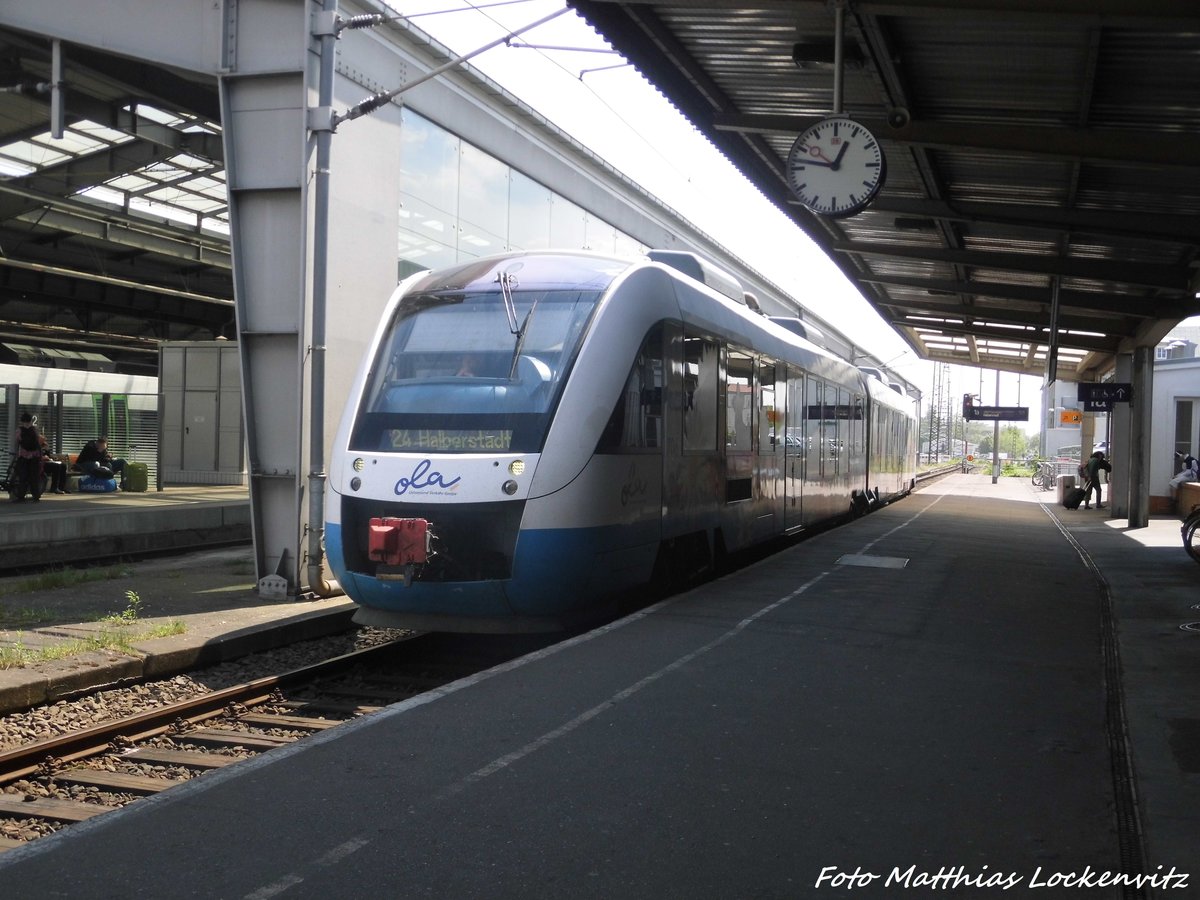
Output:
[125, 461, 149, 492]
[1063, 486, 1086, 510]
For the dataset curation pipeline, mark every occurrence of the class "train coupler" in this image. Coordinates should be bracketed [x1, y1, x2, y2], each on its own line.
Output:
[368, 517, 437, 583]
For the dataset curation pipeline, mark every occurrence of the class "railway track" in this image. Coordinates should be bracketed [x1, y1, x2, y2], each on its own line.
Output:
[0, 631, 557, 850]
[913, 461, 965, 486]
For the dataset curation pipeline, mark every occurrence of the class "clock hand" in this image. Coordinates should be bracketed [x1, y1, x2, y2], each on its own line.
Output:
[805, 146, 834, 167]
[831, 141, 850, 170]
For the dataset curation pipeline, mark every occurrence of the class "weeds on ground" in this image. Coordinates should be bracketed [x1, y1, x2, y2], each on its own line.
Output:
[0, 604, 56, 629]
[106, 589, 144, 624]
[0, 564, 133, 597]
[0, 589, 185, 670]
[1002, 461, 1036, 478]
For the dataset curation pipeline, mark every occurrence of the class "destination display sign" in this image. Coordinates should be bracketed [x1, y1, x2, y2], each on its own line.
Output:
[385, 428, 513, 451]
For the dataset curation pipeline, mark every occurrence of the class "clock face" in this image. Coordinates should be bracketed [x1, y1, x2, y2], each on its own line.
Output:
[786, 116, 886, 217]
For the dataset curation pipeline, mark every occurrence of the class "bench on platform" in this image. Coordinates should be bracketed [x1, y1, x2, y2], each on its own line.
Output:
[1176, 481, 1200, 519]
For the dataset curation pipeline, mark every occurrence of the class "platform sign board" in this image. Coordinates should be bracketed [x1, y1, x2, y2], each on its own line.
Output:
[965, 405, 1029, 422]
[1077, 383, 1133, 404]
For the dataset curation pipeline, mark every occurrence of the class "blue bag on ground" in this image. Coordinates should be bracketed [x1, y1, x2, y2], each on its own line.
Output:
[79, 475, 119, 493]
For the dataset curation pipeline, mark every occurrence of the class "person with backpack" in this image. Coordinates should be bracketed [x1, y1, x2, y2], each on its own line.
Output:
[12, 412, 43, 502]
[1083, 449, 1112, 510]
[75, 436, 128, 488]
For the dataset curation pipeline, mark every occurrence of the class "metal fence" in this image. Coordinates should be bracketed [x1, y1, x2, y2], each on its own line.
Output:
[2, 387, 160, 488]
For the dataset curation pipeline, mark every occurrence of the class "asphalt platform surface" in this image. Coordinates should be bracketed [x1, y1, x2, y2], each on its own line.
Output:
[0, 473, 1196, 898]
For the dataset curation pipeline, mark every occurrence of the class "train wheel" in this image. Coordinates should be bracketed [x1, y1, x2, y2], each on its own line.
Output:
[711, 531, 731, 577]
[650, 532, 714, 592]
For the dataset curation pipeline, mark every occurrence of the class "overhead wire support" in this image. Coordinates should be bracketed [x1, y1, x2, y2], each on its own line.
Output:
[332, 7, 568, 129]
[578, 62, 630, 81]
[338, 14, 385, 32]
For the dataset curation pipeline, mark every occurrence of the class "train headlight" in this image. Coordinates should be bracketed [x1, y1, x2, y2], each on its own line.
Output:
[352, 458, 366, 472]
[508, 459, 525, 476]
[502, 480, 518, 495]
[350, 477, 362, 491]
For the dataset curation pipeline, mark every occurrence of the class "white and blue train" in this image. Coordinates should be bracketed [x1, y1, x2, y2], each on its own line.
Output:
[325, 250, 919, 632]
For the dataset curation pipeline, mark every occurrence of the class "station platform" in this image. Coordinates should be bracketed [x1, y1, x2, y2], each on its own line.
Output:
[0, 484, 357, 712]
[0, 474, 1197, 897]
[0, 484, 252, 570]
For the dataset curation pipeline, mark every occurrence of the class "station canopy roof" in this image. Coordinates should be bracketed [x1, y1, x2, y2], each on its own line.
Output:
[2, 3, 1200, 378]
[569, 0, 1200, 380]
[0, 32, 229, 374]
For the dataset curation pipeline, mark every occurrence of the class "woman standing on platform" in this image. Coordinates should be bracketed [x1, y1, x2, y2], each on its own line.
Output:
[12, 413, 43, 502]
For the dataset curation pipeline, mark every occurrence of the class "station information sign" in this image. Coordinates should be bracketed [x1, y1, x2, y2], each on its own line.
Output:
[1077, 382, 1133, 403]
[962, 393, 1029, 422]
[1076, 382, 1132, 413]
[966, 405, 1029, 422]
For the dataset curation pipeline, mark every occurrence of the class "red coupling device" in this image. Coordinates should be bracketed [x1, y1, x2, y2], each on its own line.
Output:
[368, 517, 430, 565]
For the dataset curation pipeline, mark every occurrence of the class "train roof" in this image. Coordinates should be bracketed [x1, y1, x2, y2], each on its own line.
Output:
[403, 251, 632, 297]
[392, 250, 916, 410]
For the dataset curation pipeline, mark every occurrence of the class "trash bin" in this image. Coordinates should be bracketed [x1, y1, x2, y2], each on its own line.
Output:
[1056, 473, 1076, 504]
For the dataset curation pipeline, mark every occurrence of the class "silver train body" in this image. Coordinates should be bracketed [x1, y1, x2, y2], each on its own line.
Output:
[325, 251, 919, 632]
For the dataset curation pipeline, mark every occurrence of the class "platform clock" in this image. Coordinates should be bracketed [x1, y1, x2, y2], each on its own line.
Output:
[786, 115, 886, 218]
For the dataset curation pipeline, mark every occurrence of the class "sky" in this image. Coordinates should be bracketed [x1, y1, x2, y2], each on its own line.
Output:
[391, 0, 1046, 424]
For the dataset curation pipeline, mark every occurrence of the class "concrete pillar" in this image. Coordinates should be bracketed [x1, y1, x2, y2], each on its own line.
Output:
[219, 0, 311, 590]
[1128, 347, 1154, 528]
[1110, 354, 1132, 519]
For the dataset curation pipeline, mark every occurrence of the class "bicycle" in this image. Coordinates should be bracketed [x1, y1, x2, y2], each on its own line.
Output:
[1030, 459, 1056, 491]
[1181, 504, 1200, 564]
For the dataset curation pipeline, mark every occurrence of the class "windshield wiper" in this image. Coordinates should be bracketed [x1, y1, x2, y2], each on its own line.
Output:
[508, 297, 541, 379]
[497, 271, 520, 334]
[496, 270, 540, 379]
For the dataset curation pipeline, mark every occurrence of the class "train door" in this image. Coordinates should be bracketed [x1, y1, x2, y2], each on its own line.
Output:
[725, 349, 754, 503]
[804, 375, 834, 524]
[664, 327, 720, 543]
[757, 357, 784, 535]
[784, 368, 805, 530]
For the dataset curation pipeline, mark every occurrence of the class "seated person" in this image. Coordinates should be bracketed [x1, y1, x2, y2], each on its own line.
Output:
[1169, 450, 1199, 501]
[76, 437, 128, 487]
[39, 435, 69, 494]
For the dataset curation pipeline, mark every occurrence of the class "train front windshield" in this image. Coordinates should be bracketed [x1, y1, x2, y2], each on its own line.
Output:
[351, 258, 621, 454]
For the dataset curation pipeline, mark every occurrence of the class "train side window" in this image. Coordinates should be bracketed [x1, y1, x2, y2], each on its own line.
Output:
[758, 361, 777, 451]
[682, 335, 718, 452]
[722, 348, 755, 503]
[725, 350, 754, 452]
[597, 324, 664, 452]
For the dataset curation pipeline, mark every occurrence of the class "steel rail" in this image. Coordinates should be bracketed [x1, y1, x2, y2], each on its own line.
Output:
[914, 462, 964, 483]
[0, 637, 414, 785]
